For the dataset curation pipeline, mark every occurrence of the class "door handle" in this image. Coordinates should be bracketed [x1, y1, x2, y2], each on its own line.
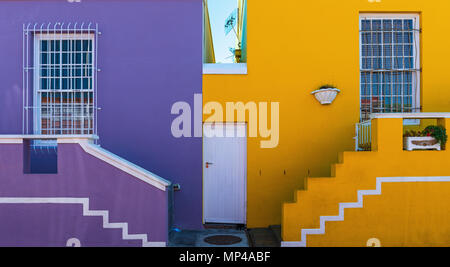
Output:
[206, 162, 214, 168]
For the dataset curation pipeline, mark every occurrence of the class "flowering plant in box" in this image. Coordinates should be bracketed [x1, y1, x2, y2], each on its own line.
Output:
[404, 125, 448, 146]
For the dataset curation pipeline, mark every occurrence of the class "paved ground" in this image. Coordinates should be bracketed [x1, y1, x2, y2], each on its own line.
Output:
[169, 225, 281, 247]
[169, 228, 250, 247]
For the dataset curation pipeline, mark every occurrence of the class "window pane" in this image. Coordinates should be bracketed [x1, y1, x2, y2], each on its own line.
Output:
[362, 33, 371, 44]
[362, 45, 371, 57]
[404, 32, 413, 43]
[383, 84, 391, 95]
[383, 32, 392, 43]
[372, 20, 382, 31]
[404, 19, 413, 30]
[393, 20, 403, 30]
[372, 45, 382, 57]
[372, 32, 382, 44]
[383, 20, 392, 31]
[362, 20, 371, 31]
[394, 32, 403, 43]
[394, 57, 403, 69]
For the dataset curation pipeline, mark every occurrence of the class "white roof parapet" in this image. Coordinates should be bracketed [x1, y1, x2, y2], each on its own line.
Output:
[371, 113, 450, 119]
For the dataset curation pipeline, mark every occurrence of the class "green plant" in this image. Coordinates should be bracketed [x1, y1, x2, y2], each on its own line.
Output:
[403, 125, 448, 145]
[358, 143, 372, 151]
[424, 125, 448, 145]
[403, 130, 423, 137]
[317, 84, 337, 90]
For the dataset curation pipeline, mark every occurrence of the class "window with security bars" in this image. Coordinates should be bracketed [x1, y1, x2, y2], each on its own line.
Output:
[34, 33, 95, 135]
[360, 15, 421, 121]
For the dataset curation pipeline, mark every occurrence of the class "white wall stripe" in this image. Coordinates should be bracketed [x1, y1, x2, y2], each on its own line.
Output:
[0, 197, 166, 247]
[281, 176, 450, 247]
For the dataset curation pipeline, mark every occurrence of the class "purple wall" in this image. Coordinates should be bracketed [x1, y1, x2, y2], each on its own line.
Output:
[0, 143, 168, 246]
[0, 0, 203, 230]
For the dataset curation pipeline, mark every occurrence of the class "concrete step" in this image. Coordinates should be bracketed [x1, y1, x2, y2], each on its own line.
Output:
[247, 227, 281, 247]
[269, 225, 282, 244]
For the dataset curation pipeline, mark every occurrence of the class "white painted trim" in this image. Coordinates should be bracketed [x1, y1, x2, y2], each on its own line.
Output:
[203, 63, 247, 75]
[79, 143, 171, 191]
[371, 113, 450, 119]
[0, 197, 165, 247]
[359, 13, 421, 119]
[57, 138, 95, 144]
[0, 139, 24, 144]
[282, 176, 450, 247]
[360, 13, 421, 19]
[0, 135, 98, 144]
[310, 88, 340, 95]
[34, 33, 96, 40]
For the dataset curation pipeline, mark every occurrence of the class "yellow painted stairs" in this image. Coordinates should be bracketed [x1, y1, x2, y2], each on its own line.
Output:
[281, 117, 450, 247]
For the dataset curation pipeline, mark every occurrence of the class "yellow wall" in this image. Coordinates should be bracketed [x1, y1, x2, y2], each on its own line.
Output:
[308, 181, 450, 247]
[283, 118, 450, 246]
[203, 0, 450, 228]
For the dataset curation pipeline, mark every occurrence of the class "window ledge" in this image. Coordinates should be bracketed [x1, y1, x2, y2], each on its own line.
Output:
[203, 63, 247, 75]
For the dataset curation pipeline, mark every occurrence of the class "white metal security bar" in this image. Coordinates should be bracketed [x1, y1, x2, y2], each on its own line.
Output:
[355, 120, 372, 151]
[359, 14, 421, 122]
[23, 22, 99, 136]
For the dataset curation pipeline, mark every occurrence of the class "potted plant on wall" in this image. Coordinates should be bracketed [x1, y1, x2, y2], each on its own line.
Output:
[403, 125, 448, 151]
[311, 84, 340, 105]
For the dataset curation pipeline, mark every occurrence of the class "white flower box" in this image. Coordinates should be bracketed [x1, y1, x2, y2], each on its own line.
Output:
[311, 88, 340, 105]
[404, 136, 441, 151]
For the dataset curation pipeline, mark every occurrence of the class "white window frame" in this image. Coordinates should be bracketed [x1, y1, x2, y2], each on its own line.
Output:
[202, 0, 247, 75]
[33, 33, 96, 134]
[203, 63, 247, 75]
[359, 13, 421, 124]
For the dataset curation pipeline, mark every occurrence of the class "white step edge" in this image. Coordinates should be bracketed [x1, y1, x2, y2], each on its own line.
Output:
[281, 176, 450, 247]
[0, 197, 165, 247]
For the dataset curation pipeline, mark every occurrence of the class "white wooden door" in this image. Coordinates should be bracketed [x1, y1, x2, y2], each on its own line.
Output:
[203, 123, 247, 224]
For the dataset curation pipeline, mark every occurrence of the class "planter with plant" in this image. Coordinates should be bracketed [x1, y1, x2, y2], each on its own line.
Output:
[403, 125, 448, 151]
[311, 84, 340, 105]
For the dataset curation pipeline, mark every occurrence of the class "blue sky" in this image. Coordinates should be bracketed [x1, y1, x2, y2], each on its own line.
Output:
[208, 0, 238, 63]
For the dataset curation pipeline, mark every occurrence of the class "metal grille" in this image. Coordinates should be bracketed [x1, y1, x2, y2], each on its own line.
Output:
[355, 120, 372, 151]
[360, 16, 421, 122]
[23, 23, 99, 135]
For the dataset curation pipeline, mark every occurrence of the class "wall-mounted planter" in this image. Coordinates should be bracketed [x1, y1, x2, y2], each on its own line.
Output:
[311, 88, 340, 105]
[404, 137, 441, 151]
